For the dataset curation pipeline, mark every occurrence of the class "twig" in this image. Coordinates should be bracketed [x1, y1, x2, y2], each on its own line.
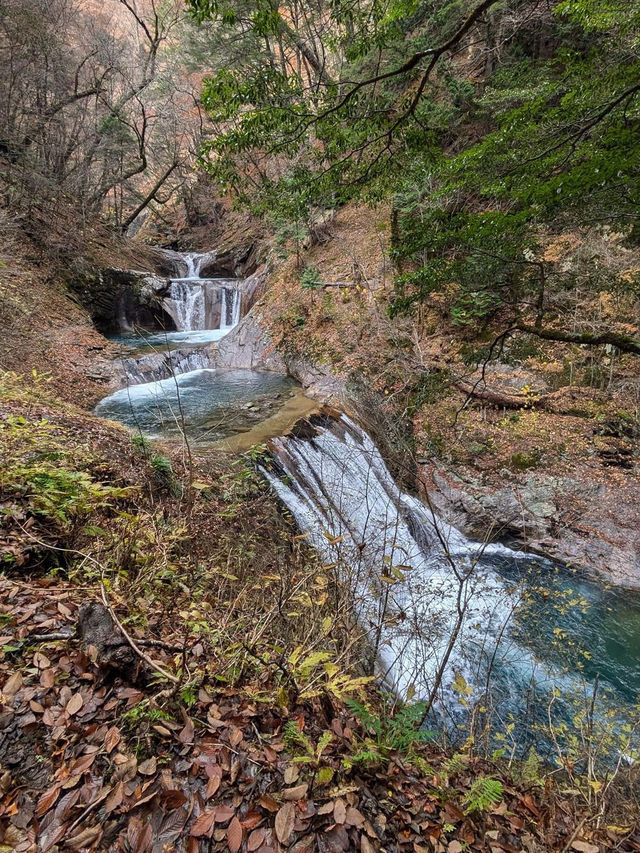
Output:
[100, 584, 179, 684]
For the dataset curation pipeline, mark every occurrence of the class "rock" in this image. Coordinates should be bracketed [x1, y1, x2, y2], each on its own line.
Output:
[421, 463, 640, 587]
[215, 311, 287, 372]
[77, 602, 136, 673]
[68, 267, 173, 335]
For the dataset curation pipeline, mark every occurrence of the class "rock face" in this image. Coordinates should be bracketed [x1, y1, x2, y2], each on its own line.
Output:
[111, 347, 214, 387]
[421, 463, 640, 588]
[215, 310, 288, 373]
[69, 267, 174, 334]
[214, 310, 345, 404]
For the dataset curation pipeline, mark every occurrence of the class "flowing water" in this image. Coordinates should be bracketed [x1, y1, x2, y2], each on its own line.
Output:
[112, 250, 243, 358]
[96, 368, 299, 445]
[263, 413, 640, 755]
[101, 249, 312, 447]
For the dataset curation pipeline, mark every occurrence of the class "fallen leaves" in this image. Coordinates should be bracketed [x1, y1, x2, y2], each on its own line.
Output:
[275, 801, 296, 844]
[0, 574, 631, 853]
[65, 693, 83, 716]
[227, 815, 243, 852]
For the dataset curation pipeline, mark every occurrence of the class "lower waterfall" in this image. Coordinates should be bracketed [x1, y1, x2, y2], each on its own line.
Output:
[264, 413, 640, 744]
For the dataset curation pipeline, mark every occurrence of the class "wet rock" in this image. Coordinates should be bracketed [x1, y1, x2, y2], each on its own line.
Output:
[68, 267, 173, 335]
[422, 463, 640, 587]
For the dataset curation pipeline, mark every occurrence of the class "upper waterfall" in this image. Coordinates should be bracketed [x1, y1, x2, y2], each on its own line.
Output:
[161, 249, 243, 334]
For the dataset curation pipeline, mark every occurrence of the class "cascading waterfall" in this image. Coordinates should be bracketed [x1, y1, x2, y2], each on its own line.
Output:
[169, 280, 206, 331]
[165, 252, 242, 333]
[220, 286, 242, 330]
[110, 248, 245, 389]
[264, 413, 640, 742]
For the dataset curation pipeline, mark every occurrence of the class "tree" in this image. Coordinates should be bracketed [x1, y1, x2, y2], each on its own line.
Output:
[0, 0, 203, 229]
[190, 0, 640, 353]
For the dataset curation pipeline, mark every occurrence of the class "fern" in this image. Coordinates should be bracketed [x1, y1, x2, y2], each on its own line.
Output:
[345, 697, 435, 769]
[462, 777, 504, 814]
[283, 720, 312, 753]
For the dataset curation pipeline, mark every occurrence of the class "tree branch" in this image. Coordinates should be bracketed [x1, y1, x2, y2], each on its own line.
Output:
[516, 323, 640, 355]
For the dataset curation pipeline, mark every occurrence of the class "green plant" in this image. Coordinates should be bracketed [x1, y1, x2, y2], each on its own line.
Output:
[131, 433, 152, 457]
[150, 452, 181, 495]
[283, 722, 335, 785]
[509, 450, 541, 471]
[344, 698, 435, 769]
[300, 265, 323, 290]
[461, 776, 504, 814]
[120, 699, 172, 731]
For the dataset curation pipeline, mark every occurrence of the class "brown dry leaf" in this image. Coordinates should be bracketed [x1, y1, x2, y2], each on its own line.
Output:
[447, 842, 463, 853]
[572, 843, 599, 853]
[113, 755, 137, 783]
[66, 825, 103, 850]
[65, 693, 83, 716]
[242, 812, 263, 830]
[69, 752, 96, 775]
[229, 759, 241, 784]
[161, 789, 188, 810]
[138, 757, 156, 776]
[177, 716, 195, 744]
[2, 671, 23, 697]
[105, 781, 125, 814]
[229, 727, 243, 748]
[317, 802, 334, 816]
[215, 805, 235, 824]
[333, 799, 347, 825]
[104, 726, 121, 754]
[191, 810, 217, 838]
[227, 816, 243, 853]
[259, 795, 280, 812]
[275, 802, 296, 845]
[284, 765, 299, 784]
[35, 784, 61, 817]
[127, 817, 152, 853]
[33, 651, 51, 669]
[205, 775, 221, 799]
[247, 828, 266, 851]
[290, 837, 315, 853]
[345, 807, 365, 828]
[40, 669, 55, 689]
[283, 783, 308, 802]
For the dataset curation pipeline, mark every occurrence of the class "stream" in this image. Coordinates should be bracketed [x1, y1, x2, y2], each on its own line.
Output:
[98, 250, 316, 447]
[96, 249, 640, 757]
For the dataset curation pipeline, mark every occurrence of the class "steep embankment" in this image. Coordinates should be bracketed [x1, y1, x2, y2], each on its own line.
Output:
[0, 213, 164, 406]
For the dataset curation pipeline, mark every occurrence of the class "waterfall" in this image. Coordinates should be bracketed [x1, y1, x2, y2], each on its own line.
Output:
[164, 271, 242, 334]
[220, 287, 241, 330]
[262, 413, 590, 722]
[169, 280, 206, 331]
